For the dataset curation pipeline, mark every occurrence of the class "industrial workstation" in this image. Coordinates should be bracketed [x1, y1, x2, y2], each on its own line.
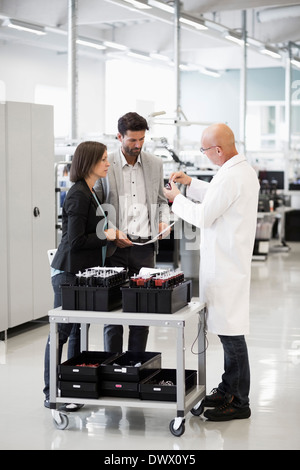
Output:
[0, 0, 299, 452]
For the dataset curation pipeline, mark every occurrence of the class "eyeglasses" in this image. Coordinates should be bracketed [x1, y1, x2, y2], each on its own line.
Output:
[200, 145, 219, 154]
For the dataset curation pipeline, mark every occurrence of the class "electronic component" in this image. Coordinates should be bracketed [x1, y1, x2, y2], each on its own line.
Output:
[74, 267, 127, 288]
[129, 269, 185, 289]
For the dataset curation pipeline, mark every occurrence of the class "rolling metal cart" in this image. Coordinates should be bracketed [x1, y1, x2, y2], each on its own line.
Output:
[49, 300, 206, 436]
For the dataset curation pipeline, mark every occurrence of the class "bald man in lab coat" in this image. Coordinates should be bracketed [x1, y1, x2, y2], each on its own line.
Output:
[164, 123, 260, 421]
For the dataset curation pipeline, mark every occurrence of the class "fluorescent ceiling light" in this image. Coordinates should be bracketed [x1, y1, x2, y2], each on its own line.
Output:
[224, 31, 245, 46]
[260, 46, 281, 59]
[291, 57, 300, 68]
[103, 40, 128, 50]
[127, 50, 151, 60]
[204, 19, 227, 33]
[150, 52, 169, 61]
[180, 62, 221, 77]
[77, 38, 106, 50]
[247, 37, 263, 48]
[123, 0, 151, 8]
[199, 67, 221, 78]
[148, 0, 173, 13]
[3, 18, 46, 35]
[180, 63, 198, 71]
[179, 15, 207, 31]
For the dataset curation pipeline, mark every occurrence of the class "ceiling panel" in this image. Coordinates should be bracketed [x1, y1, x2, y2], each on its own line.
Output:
[0, 0, 299, 70]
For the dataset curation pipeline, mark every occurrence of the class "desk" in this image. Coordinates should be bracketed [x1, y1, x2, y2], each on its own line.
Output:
[48, 300, 206, 436]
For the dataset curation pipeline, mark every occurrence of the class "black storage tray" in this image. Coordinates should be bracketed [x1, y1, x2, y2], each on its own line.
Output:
[121, 280, 192, 314]
[58, 380, 101, 399]
[60, 283, 124, 311]
[140, 368, 197, 402]
[101, 380, 139, 398]
[58, 351, 120, 382]
[101, 351, 161, 382]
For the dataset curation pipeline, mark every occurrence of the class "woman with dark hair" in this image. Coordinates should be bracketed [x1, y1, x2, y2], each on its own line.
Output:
[43, 141, 116, 409]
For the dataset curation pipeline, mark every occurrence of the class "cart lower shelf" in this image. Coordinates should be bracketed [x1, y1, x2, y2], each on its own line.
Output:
[49, 301, 207, 436]
[54, 384, 205, 411]
[52, 385, 206, 436]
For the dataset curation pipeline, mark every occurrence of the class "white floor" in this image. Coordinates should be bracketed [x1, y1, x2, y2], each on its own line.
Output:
[0, 241, 300, 451]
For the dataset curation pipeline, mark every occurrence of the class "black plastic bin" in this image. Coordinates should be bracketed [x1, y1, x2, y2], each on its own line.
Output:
[58, 351, 120, 382]
[58, 380, 101, 399]
[60, 284, 124, 311]
[101, 351, 161, 382]
[140, 368, 197, 401]
[100, 380, 140, 398]
[121, 280, 192, 314]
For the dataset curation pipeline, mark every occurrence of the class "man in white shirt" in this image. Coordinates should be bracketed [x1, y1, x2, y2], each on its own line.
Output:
[94, 112, 170, 353]
[164, 123, 259, 421]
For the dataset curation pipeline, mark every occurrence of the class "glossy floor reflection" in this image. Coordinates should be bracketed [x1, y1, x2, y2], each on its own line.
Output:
[0, 241, 299, 450]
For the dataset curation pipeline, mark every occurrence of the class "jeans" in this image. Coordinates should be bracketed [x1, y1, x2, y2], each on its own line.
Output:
[104, 243, 155, 352]
[43, 272, 80, 401]
[218, 335, 250, 408]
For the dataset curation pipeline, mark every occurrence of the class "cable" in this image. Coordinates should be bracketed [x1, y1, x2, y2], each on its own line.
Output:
[190, 318, 209, 355]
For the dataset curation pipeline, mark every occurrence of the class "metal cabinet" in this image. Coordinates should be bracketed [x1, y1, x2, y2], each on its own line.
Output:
[0, 101, 55, 330]
[0, 104, 8, 332]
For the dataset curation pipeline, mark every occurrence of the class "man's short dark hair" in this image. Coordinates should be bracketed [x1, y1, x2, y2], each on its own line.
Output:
[118, 112, 149, 136]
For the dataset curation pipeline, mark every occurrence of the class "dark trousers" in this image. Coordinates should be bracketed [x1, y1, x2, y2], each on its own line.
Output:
[104, 243, 155, 353]
[43, 272, 80, 401]
[218, 335, 250, 408]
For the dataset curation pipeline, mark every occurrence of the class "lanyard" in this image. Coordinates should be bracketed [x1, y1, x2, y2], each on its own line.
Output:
[92, 189, 107, 266]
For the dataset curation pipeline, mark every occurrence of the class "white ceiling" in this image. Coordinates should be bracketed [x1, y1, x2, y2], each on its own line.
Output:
[0, 0, 299, 70]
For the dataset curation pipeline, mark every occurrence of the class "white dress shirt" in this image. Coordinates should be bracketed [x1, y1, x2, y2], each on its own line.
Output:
[120, 150, 150, 238]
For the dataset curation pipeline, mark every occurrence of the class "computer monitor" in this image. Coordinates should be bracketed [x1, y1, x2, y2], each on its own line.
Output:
[258, 171, 284, 190]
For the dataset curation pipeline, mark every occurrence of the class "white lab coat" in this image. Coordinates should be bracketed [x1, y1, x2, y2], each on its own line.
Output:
[172, 154, 260, 335]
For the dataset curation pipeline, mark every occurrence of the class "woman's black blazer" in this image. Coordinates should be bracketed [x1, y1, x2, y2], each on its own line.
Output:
[51, 179, 108, 274]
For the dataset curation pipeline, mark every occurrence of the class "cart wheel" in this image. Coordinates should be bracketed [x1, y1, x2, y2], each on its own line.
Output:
[169, 418, 185, 437]
[190, 400, 204, 416]
[53, 412, 69, 430]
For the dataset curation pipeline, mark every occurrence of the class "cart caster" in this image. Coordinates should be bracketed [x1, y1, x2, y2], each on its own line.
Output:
[52, 410, 69, 430]
[169, 417, 185, 437]
[190, 400, 204, 416]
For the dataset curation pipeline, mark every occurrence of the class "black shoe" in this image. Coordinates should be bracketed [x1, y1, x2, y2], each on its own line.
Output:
[202, 388, 227, 408]
[44, 399, 50, 409]
[204, 396, 251, 422]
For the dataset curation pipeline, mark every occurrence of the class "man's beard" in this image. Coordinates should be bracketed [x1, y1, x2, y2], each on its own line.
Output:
[123, 145, 141, 157]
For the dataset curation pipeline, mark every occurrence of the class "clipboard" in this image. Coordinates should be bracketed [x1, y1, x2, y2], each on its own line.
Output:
[131, 222, 175, 245]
